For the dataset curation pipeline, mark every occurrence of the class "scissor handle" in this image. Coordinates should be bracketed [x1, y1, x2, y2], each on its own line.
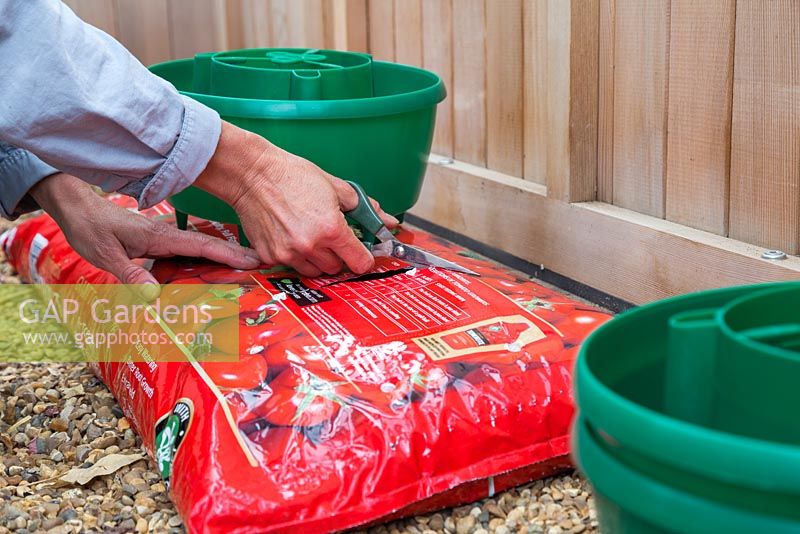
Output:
[343, 180, 386, 238]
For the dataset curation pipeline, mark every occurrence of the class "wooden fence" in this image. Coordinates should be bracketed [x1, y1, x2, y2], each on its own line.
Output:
[63, 0, 800, 302]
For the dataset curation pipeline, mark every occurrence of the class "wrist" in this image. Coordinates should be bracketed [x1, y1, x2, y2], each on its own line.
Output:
[29, 173, 95, 222]
[193, 121, 282, 208]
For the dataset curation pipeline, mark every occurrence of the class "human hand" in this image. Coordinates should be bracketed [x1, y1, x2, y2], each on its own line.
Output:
[194, 122, 398, 278]
[30, 174, 261, 289]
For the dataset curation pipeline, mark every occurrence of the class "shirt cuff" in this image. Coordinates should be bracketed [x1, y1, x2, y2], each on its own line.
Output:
[0, 147, 59, 219]
[136, 96, 221, 209]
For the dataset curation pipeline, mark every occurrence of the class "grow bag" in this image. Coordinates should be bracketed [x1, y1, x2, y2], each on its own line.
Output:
[3, 195, 611, 533]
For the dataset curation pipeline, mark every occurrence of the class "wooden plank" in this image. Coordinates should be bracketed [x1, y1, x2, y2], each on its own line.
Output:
[368, 0, 395, 61]
[115, 0, 172, 65]
[268, 0, 325, 48]
[167, 0, 227, 57]
[665, 0, 735, 235]
[523, 0, 597, 198]
[63, 0, 118, 37]
[422, 0, 454, 157]
[729, 1, 800, 254]
[324, 0, 368, 51]
[597, 0, 615, 203]
[452, 0, 486, 166]
[522, 0, 549, 183]
[267, 0, 291, 47]
[224, 0, 247, 50]
[565, 0, 599, 202]
[486, 0, 524, 177]
[393, 0, 422, 66]
[552, 0, 598, 201]
[611, 0, 670, 217]
[297, 0, 326, 49]
[236, 0, 271, 48]
[413, 159, 800, 305]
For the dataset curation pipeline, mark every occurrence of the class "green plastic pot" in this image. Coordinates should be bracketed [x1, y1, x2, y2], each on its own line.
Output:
[202, 48, 374, 100]
[149, 50, 445, 246]
[574, 417, 800, 534]
[574, 282, 800, 533]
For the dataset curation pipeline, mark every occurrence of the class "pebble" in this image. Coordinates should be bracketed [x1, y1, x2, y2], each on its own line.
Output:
[5, 505, 25, 520]
[42, 502, 60, 517]
[428, 513, 444, 531]
[61, 384, 84, 398]
[48, 431, 69, 450]
[57, 508, 77, 522]
[505, 507, 525, 528]
[8, 465, 24, 476]
[89, 433, 116, 450]
[41, 517, 64, 530]
[455, 515, 475, 534]
[48, 418, 69, 432]
[485, 502, 506, 519]
[75, 444, 92, 463]
[84, 423, 103, 441]
[488, 518, 505, 530]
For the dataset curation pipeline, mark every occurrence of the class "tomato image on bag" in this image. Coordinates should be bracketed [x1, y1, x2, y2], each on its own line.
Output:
[2, 195, 612, 533]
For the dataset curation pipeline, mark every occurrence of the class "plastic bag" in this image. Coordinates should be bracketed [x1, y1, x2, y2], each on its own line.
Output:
[2, 195, 610, 533]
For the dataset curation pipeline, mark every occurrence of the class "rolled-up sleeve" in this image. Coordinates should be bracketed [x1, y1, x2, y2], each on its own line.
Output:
[0, 0, 221, 209]
[0, 142, 58, 219]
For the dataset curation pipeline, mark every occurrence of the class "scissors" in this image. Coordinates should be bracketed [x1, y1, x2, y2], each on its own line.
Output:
[344, 181, 479, 276]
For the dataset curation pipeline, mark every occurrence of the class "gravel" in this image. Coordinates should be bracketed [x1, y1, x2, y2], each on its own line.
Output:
[0, 217, 598, 533]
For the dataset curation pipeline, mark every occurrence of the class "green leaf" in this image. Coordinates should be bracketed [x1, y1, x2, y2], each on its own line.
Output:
[245, 310, 269, 327]
[209, 287, 243, 301]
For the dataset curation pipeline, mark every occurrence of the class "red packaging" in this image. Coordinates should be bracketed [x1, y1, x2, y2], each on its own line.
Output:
[2, 196, 611, 533]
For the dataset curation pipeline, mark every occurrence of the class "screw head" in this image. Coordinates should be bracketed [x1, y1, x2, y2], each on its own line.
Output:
[761, 250, 788, 260]
[393, 245, 407, 258]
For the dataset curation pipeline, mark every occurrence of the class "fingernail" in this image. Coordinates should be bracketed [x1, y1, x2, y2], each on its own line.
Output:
[243, 256, 261, 268]
[138, 282, 161, 302]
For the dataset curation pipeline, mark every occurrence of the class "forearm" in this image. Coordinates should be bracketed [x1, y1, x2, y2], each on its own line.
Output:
[29, 173, 95, 225]
[193, 122, 284, 207]
[0, 142, 59, 219]
[0, 0, 220, 209]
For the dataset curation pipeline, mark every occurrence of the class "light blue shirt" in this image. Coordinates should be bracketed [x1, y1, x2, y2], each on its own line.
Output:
[0, 0, 221, 218]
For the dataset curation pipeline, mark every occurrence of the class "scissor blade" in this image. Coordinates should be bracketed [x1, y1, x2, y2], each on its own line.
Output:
[396, 243, 480, 276]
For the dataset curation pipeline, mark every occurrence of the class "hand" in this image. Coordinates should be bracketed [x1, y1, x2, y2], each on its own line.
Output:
[194, 122, 398, 278]
[30, 174, 261, 289]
